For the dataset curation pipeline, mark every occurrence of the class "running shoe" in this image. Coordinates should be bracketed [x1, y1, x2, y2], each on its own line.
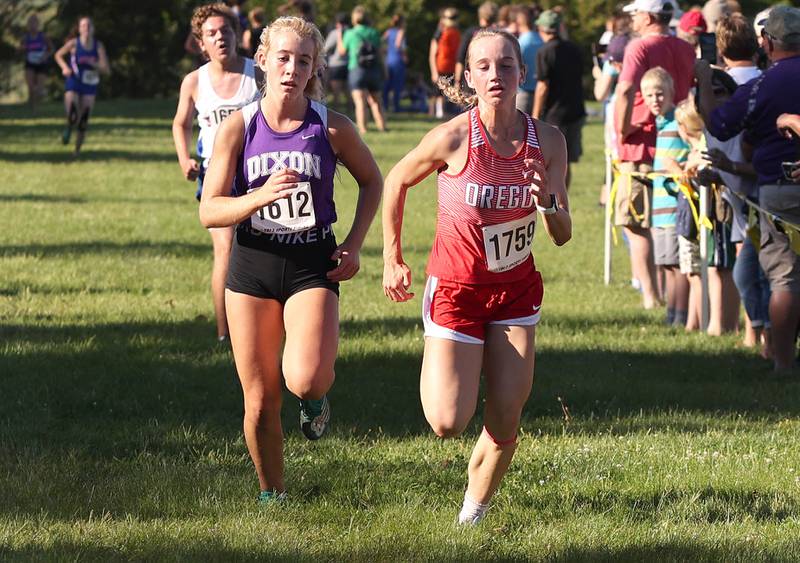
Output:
[61, 126, 72, 145]
[257, 490, 287, 505]
[299, 395, 330, 440]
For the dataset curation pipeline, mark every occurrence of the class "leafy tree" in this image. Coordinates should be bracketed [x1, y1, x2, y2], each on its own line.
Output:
[0, 0, 787, 100]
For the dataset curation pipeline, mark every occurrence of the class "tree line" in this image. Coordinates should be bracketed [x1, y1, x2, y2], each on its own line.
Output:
[0, 0, 775, 100]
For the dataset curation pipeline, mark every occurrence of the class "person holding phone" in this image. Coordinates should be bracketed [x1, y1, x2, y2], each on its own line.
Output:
[777, 113, 800, 182]
[695, 6, 800, 372]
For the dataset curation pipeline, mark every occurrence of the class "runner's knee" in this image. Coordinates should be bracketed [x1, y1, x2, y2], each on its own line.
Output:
[283, 367, 334, 400]
[426, 411, 469, 439]
[243, 394, 282, 427]
[483, 425, 518, 448]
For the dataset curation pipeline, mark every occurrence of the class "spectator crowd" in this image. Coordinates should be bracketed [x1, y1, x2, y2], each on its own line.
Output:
[593, 0, 800, 373]
[189, 0, 800, 373]
[17, 0, 800, 372]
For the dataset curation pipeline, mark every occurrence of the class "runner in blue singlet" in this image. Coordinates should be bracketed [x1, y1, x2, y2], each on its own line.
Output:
[19, 15, 53, 111]
[54, 16, 109, 154]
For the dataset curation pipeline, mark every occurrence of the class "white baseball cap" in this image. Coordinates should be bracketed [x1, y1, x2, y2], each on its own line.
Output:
[754, 8, 772, 37]
[623, 0, 676, 15]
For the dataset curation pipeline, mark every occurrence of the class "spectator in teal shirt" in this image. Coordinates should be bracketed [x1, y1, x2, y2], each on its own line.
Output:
[338, 5, 386, 134]
[515, 6, 542, 114]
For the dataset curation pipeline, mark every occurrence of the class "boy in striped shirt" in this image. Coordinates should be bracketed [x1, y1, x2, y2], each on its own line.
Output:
[642, 67, 690, 326]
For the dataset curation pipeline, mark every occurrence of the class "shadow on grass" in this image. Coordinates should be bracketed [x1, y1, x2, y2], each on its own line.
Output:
[1, 316, 796, 447]
[0, 149, 175, 163]
[1, 317, 799, 534]
[0, 240, 208, 259]
[0, 99, 176, 121]
[0, 193, 88, 204]
[0, 192, 191, 206]
[512, 486, 799, 524]
[0, 542, 771, 562]
[0, 120, 170, 134]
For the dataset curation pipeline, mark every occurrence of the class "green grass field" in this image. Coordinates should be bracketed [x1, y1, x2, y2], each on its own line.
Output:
[1, 100, 799, 562]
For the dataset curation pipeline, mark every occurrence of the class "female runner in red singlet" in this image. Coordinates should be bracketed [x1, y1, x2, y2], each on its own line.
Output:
[382, 29, 572, 524]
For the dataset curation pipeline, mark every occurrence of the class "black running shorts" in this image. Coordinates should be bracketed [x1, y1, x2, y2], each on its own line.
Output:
[226, 224, 340, 303]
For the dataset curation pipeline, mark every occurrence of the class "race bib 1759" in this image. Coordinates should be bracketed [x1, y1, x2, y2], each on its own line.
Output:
[482, 212, 536, 273]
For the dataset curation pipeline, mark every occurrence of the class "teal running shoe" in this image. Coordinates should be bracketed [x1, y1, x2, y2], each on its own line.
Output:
[299, 395, 330, 440]
[61, 126, 72, 145]
[257, 490, 287, 505]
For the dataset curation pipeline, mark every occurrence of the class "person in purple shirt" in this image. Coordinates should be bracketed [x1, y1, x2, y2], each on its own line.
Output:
[696, 5, 800, 372]
[198, 16, 382, 503]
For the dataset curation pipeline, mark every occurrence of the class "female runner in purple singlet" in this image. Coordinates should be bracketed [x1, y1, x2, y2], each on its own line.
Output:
[199, 16, 382, 503]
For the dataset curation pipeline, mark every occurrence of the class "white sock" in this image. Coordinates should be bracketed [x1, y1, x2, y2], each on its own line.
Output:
[458, 493, 490, 525]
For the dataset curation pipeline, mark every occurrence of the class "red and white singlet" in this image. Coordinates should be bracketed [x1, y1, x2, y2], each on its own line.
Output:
[427, 108, 544, 284]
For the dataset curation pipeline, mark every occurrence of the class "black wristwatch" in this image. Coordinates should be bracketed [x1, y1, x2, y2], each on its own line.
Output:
[536, 194, 558, 215]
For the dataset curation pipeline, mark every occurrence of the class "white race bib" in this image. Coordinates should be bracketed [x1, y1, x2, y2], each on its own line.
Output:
[482, 212, 536, 273]
[81, 70, 99, 85]
[249, 181, 316, 234]
[27, 51, 45, 65]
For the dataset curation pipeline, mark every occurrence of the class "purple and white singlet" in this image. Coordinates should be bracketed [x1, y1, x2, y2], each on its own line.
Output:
[235, 99, 338, 235]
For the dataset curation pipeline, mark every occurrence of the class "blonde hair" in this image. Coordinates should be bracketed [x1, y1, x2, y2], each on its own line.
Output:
[256, 16, 325, 100]
[640, 66, 675, 94]
[351, 5, 367, 26]
[675, 96, 704, 137]
[439, 29, 523, 108]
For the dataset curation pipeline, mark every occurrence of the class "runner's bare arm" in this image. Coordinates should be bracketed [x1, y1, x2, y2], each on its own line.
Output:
[199, 110, 294, 228]
[54, 39, 75, 77]
[532, 121, 572, 246]
[327, 111, 383, 282]
[614, 79, 637, 140]
[429, 38, 439, 83]
[532, 79, 548, 120]
[97, 42, 110, 74]
[171, 72, 201, 181]
[382, 120, 466, 301]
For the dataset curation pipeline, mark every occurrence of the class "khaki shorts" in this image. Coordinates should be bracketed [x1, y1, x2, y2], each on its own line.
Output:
[758, 185, 800, 294]
[653, 226, 679, 266]
[614, 162, 653, 228]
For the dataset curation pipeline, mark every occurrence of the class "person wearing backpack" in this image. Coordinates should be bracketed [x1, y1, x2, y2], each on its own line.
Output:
[338, 5, 386, 134]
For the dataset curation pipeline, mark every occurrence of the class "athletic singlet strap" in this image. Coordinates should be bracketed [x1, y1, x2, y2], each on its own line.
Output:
[469, 108, 484, 148]
[310, 99, 328, 129]
[241, 99, 259, 128]
[525, 113, 540, 149]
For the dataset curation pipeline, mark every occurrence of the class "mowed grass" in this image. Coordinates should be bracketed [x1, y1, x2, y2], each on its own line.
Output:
[1, 99, 799, 562]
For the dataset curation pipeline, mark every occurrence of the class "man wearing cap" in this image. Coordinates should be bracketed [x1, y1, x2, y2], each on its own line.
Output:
[696, 6, 800, 372]
[677, 9, 707, 56]
[702, 0, 732, 33]
[532, 9, 585, 189]
[614, 0, 695, 310]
